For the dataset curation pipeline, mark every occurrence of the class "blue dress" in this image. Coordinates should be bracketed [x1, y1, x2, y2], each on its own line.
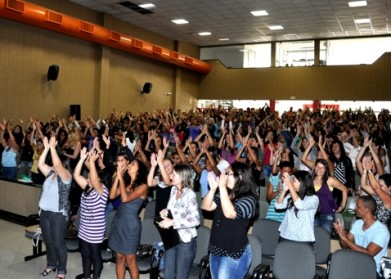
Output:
[109, 197, 144, 254]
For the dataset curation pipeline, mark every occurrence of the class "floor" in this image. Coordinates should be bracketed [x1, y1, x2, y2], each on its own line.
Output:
[0, 219, 150, 279]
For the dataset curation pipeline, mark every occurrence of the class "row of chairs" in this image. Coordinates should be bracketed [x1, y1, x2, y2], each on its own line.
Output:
[250, 218, 376, 279]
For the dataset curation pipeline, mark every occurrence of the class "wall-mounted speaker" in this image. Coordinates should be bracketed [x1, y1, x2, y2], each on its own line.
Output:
[70, 104, 81, 121]
[141, 82, 153, 94]
[47, 65, 59, 81]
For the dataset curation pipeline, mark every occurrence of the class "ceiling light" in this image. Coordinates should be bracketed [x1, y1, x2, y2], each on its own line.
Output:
[354, 18, 371, 24]
[348, 1, 367, 8]
[198, 32, 211, 36]
[138, 3, 155, 9]
[171, 19, 189, 24]
[251, 10, 269, 16]
[219, 38, 229, 41]
[268, 25, 284, 30]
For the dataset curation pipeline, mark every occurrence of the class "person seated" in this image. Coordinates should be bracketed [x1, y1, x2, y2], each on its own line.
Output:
[333, 196, 390, 278]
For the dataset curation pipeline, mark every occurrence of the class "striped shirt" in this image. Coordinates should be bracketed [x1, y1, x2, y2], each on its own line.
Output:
[1, 147, 17, 167]
[78, 185, 109, 243]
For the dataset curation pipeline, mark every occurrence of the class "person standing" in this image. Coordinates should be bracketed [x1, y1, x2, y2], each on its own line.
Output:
[109, 159, 148, 279]
[158, 164, 200, 279]
[73, 147, 108, 279]
[202, 162, 259, 279]
[38, 136, 72, 279]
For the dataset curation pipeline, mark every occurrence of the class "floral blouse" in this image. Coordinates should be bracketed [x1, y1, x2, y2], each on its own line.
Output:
[166, 186, 200, 243]
[374, 195, 391, 225]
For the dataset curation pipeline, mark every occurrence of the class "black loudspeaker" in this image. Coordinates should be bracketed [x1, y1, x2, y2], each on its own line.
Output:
[70, 104, 81, 120]
[47, 65, 59, 81]
[141, 82, 153, 94]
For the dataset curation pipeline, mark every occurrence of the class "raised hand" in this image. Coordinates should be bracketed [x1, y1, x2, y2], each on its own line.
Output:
[80, 147, 89, 161]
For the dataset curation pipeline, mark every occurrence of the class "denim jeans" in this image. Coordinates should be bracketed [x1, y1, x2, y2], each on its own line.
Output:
[314, 213, 335, 234]
[2, 166, 17, 180]
[164, 238, 196, 279]
[40, 209, 68, 275]
[79, 239, 103, 279]
[210, 244, 252, 279]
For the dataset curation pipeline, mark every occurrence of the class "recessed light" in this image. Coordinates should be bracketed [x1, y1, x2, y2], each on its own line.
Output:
[138, 3, 155, 9]
[348, 1, 367, 8]
[251, 10, 269, 16]
[219, 38, 229, 41]
[171, 19, 189, 24]
[198, 32, 211, 36]
[354, 18, 371, 24]
[268, 25, 284, 30]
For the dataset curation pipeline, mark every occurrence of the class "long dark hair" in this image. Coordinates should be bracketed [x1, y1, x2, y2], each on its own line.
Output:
[313, 158, 330, 186]
[288, 170, 316, 217]
[130, 159, 148, 189]
[229, 162, 259, 219]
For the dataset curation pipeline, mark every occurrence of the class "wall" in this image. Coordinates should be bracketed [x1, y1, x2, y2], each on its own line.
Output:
[199, 54, 391, 101]
[0, 0, 201, 121]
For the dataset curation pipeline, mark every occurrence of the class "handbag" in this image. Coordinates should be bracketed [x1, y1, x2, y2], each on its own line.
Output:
[153, 210, 181, 250]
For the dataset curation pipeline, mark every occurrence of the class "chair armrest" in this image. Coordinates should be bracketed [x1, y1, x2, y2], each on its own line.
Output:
[252, 263, 270, 279]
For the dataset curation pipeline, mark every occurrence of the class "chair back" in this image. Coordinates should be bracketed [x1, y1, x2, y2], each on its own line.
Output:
[251, 218, 280, 256]
[258, 200, 269, 219]
[140, 217, 161, 244]
[273, 241, 315, 279]
[143, 200, 156, 219]
[328, 249, 377, 279]
[314, 226, 330, 264]
[194, 225, 211, 265]
[248, 234, 263, 273]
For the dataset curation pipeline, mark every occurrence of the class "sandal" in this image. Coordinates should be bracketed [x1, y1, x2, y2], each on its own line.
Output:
[40, 268, 56, 276]
[55, 274, 66, 279]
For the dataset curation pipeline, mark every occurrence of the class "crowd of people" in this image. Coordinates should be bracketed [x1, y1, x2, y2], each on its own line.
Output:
[1, 104, 391, 278]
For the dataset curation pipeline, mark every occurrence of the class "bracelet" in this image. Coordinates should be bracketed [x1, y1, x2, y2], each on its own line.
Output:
[367, 169, 372, 174]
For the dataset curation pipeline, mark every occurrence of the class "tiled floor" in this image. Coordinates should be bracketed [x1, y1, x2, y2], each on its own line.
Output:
[0, 219, 149, 279]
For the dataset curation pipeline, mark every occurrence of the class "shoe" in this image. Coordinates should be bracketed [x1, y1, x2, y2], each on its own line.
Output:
[55, 275, 66, 279]
[41, 268, 56, 276]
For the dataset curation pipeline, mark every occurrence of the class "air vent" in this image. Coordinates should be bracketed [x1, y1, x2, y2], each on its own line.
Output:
[119, 1, 153, 15]
[5, 0, 24, 13]
[109, 31, 121, 42]
[80, 21, 95, 34]
[45, 11, 63, 25]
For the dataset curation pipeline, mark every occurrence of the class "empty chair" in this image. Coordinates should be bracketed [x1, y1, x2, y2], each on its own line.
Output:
[247, 234, 270, 278]
[142, 200, 156, 219]
[314, 226, 330, 277]
[137, 217, 162, 274]
[328, 249, 376, 279]
[251, 218, 280, 270]
[189, 225, 211, 279]
[258, 200, 269, 219]
[258, 186, 268, 202]
[273, 241, 316, 279]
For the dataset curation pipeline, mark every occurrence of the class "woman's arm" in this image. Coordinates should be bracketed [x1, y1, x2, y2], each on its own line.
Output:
[301, 137, 315, 169]
[202, 172, 218, 211]
[157, 149, 172, 185]
[49, 135, 71, 182]
[147, 153, 158, 187]
[38, 137, 51, 176]
[89, 149, 104, 195]
[368, 140, 384, 176]
[218, 174, 237, 219]
[328, 176, 348, 212]
[73, 147, 89, 190]
[360, 158, 376, 196]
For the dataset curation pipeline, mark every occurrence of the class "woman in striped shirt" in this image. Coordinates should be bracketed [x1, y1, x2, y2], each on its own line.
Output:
[74, 147, 108, 279]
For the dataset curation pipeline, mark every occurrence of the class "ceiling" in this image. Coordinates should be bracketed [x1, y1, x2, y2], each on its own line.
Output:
[68, 0, 391, 47]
